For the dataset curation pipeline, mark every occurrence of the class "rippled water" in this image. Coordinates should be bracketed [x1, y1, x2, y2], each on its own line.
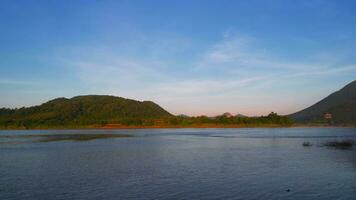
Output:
[1, 128, 356, 200]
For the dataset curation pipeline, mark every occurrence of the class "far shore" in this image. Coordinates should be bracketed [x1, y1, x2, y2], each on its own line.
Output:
[98, 124, 356, 129]
[0, 123, 355, 131]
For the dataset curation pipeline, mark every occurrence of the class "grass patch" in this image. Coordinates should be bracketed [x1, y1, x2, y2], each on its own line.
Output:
[323, 140, 354, 149]
[302, 142, 312, 147]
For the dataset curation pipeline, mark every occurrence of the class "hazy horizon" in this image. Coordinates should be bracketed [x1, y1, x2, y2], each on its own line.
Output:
[1, 0, 356, 116]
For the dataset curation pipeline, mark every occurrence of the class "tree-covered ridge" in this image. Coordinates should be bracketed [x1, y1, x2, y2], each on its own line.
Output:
[2, 80, 355, 129]
[0, 95, 292, 129]
[168, 112, 292, 126]
[0, 95, 172, 128]
[289, 80, 356, 125]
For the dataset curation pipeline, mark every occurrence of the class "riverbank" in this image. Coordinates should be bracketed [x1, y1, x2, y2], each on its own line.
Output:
[1, 123, 354, 131]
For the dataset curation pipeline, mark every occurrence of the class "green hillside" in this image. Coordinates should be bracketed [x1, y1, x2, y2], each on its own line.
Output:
[289, 80, 356, 125]
[0, 95, 172, 128]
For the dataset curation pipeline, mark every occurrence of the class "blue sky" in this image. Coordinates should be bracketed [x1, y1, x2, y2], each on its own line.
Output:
[1, 0, 356, 116]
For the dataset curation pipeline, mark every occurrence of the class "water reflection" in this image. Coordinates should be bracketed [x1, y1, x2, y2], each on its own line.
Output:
[0, 133, 132, 144]
[0, 128, 355, 200]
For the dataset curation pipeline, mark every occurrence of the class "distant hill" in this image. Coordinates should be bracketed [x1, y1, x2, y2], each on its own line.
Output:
[0, 95, 172, 128]
[289, 80, 356, 125]
[235, 114, 247, 118]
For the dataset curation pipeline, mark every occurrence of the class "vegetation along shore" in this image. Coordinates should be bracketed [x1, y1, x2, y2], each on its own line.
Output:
[0, 80, 355, 130]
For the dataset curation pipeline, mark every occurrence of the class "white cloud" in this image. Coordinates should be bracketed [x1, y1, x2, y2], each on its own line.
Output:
[52, 31, 356, 116]
[0, 79, 37, 86]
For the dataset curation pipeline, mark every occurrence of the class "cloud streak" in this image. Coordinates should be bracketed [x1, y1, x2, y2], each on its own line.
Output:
[52, 31, 355, 116]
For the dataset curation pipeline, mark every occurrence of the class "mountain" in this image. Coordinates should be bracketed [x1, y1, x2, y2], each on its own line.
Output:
[0, 95, 172, 128]
[289, 80, 356, 125]
[235, 113, 247, 118]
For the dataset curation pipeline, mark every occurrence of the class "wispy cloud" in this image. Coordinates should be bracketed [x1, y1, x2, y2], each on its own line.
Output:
[0, 79, 37, 86]
[52, 31, 355, 116]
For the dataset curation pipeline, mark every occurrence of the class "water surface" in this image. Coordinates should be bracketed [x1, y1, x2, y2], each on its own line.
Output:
[1, 128, 356, 200]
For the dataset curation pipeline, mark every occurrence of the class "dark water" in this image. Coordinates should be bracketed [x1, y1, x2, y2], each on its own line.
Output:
[1, 128, 356, 200]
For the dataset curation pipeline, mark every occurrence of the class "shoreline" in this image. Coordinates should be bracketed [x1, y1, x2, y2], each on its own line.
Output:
[0, 124, 355, 131]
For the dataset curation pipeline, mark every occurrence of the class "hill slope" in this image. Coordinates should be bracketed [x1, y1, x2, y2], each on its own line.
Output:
[289, 80, 356, 125]
[0, 95, 172, 128]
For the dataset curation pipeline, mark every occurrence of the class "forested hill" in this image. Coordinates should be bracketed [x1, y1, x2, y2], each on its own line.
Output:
[0, 95, 172, 128]
[289, 80, 356, 125]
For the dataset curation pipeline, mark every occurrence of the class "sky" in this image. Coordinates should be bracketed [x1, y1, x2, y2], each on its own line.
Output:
[0, 0, 356, 116]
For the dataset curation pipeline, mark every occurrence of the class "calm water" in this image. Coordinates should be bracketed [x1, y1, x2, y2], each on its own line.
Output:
[1, 128, 356, 200]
